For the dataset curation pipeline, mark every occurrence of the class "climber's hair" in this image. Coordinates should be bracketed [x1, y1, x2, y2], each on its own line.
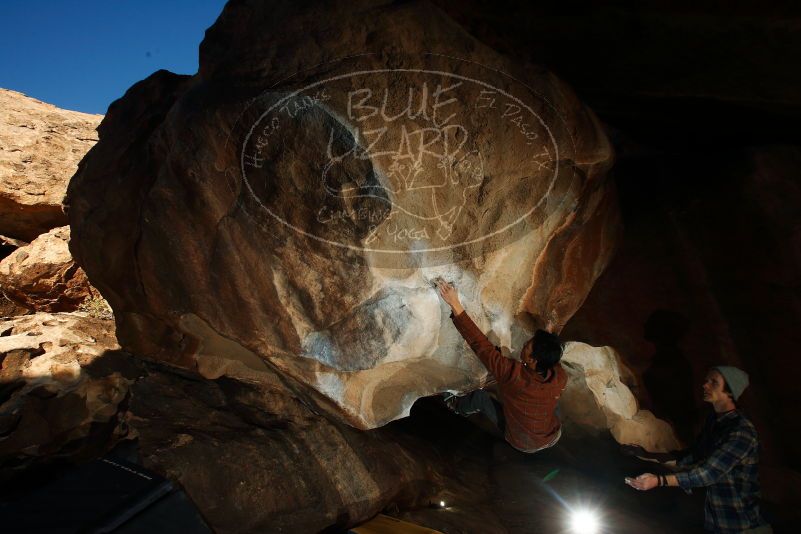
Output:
[532, 329, 563, 374]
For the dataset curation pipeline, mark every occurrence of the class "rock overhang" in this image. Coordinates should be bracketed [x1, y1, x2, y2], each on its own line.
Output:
[65, 0, 619, 429]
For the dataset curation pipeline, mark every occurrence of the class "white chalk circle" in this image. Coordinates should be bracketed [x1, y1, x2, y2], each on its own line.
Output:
[240, 58, 568, 265]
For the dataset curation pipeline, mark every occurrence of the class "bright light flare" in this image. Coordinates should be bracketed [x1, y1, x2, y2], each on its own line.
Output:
[569, 508, 601, 534]
[439, 500, 446, 508]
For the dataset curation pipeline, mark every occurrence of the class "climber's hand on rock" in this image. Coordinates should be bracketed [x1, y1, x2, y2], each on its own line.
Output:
[625, 473, 658, 491]
[435, 279, 462, 312]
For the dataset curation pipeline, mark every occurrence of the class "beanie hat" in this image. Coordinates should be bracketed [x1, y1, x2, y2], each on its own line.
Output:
[713, 366, 750, 401]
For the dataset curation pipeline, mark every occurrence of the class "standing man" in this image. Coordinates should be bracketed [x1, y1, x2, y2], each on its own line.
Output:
[626, 366, 772, 533]
[435, 279, 567, 453]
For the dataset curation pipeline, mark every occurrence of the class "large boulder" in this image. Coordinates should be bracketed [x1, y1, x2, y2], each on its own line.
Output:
[0, 89, 101, 242]
[65, 0, 619, 429]
[0, 226, 96, 312]
[0, 312, 135, 474]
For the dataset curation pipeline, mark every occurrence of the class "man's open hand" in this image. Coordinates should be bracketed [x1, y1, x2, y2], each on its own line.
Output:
[625, 473, 659, 491]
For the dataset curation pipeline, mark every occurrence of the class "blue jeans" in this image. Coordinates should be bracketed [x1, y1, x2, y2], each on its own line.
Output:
[451, 389, 506, 432]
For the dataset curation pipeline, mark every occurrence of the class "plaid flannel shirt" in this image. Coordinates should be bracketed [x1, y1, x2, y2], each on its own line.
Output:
[675, 410, 765, 533]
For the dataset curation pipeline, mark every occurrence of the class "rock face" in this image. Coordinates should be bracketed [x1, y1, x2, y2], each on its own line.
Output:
[0, 89, 101, 242]
[0, 309, 687, 532]
[560, 342, 680, 453]
[128, 368, 447, 533]
[0, 312, 134, 474]
[65, 0, 619, 429]
[0, 226, 95, 312]
[0, 310, 458, 532]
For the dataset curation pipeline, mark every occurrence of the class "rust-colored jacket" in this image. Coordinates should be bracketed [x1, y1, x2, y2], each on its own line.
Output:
[451, 309, 568, 451]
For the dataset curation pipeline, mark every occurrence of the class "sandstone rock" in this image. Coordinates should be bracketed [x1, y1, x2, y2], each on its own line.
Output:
[65, 0, 619, 429]
[0, 89, 101, 242]
[0, 312, 136, 473]
[128, 367, 445, 533]
[0, 226, 96, 312]
[560, 342, 681, 452]
[0, 310, 453, 532]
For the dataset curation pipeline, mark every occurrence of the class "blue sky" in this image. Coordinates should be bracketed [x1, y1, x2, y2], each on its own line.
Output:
[0, 0, 227, 115]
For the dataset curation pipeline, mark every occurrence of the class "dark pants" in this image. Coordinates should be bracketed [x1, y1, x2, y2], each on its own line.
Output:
[451, 389, 506, 433]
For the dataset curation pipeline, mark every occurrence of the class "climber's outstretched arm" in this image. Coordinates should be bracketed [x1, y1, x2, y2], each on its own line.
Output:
[435, 279, 515, 384]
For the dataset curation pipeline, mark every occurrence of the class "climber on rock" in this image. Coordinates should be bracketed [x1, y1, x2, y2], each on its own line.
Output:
[624, 366, 773, 533]
[435, 278, 567, 453]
